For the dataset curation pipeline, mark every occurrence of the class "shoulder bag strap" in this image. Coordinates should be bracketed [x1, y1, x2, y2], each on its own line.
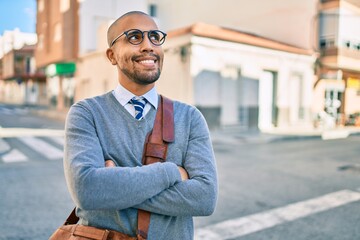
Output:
[137, 95, 174, 239]
[64, 207, 78, 225]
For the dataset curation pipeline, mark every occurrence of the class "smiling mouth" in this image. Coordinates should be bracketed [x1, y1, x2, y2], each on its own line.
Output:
[133, 54, 160, 66]
[137, 59, 156, 64]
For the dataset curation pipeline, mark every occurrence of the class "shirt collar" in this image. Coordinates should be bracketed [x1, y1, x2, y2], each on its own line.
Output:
[113, 83, 158, 109]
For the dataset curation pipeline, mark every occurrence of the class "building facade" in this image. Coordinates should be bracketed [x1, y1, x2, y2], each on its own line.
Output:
[74, 0, 148, 102]
[30, 0, 359, 129]
[0, 29, 44, 105]
[35, 0, 79, 110]
[314, 0, 360, 126]
[148, 0, 318, 50]
[35, 0, 150, 108]
[159, 23, 315, 130]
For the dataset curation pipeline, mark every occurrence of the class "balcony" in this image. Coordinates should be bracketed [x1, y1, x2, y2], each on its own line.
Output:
[320, 45, 360, 70]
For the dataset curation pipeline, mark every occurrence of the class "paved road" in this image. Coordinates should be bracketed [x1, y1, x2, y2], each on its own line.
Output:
[194, 135, 360, 240]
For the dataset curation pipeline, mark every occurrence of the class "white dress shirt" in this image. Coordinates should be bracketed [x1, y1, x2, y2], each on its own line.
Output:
[112, 83, 158, 118]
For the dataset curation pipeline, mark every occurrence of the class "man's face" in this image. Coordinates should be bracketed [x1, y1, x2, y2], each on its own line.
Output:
[110, 14, 164, 86]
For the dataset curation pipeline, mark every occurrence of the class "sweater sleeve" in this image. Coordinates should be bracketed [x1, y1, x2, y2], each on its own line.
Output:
[63, 103, 182, 211]
[134, 108, 218, 216]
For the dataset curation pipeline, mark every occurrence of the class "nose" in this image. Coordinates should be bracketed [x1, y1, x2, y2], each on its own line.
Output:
[139, 33, 154, 52]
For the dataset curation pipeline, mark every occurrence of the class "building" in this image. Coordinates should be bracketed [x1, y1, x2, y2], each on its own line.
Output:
[159, 23, 315, 130]
[314, 0, 360, 126]
[34, 0, 360, 130]
[35, 0, 79, 110]
[72, 1, 317, 130]
[0, 28, 37, 58]
[148, 0, 318, 50]
[35, 0, 150, 109]
[0, 29, 44, 105]
[75, 0, 148, 101]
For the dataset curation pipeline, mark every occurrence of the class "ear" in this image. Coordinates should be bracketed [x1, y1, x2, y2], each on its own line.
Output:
[106, 48, 117, 65]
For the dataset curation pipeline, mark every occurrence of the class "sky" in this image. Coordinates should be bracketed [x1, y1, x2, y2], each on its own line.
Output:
[0, 0, 36, 35]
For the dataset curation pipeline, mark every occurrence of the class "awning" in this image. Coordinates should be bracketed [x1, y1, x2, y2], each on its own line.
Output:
[45, 62, 76, 77]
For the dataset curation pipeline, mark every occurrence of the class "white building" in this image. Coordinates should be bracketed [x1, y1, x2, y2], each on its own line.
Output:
[0, 28, 37, 58]
[70, 0, 319, 130]
[0, 29, 42, 105]
[159, 23, 315, 130]
[149, 0, 318, 50]
[78, 0, 148, 55]
[74, 0, 149, 101]
[315, 0, 360, 126]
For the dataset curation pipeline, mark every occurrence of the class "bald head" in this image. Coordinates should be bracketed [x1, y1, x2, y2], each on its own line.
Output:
[107, 11, 155, 47]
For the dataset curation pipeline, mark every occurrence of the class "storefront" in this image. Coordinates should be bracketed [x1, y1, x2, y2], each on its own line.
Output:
[45, 62, 76, 110]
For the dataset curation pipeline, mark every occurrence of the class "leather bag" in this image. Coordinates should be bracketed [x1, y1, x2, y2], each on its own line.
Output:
[49, 95, 174, 240]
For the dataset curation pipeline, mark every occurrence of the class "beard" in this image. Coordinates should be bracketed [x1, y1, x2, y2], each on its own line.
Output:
[120, 53, 162, 85]
[121, 67, 161, 85]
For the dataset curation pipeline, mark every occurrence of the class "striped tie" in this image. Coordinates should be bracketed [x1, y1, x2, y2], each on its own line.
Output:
[129, 96, 147, 120]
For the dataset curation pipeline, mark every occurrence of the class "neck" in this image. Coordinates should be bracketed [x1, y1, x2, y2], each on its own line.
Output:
[119, 79, 154, 96]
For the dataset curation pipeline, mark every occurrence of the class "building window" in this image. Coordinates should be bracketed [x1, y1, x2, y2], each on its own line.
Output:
[26, 57, 31, 74]
[149, 4, 157, 17]
[38, 34, 44, 49]
[54, 23, 62, 42]
[60, 0, 70, 13]
[319, 38, 335, 49]
[38, 0, 44, 12]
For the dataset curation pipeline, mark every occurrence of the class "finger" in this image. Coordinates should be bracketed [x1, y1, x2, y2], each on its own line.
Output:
[105, 160, 116, 167]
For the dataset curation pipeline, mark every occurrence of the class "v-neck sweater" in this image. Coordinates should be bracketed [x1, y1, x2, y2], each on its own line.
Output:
[63, 91, 218, 240]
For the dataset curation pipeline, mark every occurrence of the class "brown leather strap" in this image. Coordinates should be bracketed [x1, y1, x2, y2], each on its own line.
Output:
[55, 224, 137, 240]
[142, 96, 174, 165]
[137, 95, 174, 239]
[162, 96, 175, 143]
[64, 207, 79, 225]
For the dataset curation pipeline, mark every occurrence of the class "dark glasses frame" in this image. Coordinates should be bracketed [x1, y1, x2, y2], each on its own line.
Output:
[110, 29, 167, 47]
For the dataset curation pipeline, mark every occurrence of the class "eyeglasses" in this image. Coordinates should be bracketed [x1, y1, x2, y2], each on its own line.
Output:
[110, 29, 167, 47]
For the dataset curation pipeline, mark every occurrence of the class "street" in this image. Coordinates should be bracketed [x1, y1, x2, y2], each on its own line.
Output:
[1, 104, 360, 240]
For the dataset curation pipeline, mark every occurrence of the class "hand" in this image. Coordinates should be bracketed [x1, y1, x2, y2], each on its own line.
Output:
[105, 160, 116, 168]
[178, 166, 189, 181]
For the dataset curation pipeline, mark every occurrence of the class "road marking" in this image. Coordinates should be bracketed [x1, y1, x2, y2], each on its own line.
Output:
[47, 136, 65, 146]
[2, 149, 28, 163]
[17, 136, 63, 160]
[0, 128, 64, 138]
[322, 130, 349, 140]
[195, 189, 360, 240]
[0, 138, 11, 154]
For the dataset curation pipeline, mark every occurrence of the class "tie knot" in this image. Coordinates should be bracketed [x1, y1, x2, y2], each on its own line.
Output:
[129, 96, 147, 120]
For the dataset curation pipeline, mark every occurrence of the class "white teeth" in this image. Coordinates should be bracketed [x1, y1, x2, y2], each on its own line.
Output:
[139, 60, 155, 64]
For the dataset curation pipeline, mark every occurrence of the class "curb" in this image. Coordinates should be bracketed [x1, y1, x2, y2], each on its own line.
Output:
[211, 128, 360, 145]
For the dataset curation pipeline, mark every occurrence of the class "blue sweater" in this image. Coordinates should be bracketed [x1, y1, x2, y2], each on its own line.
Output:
[63, 92, 218, 239]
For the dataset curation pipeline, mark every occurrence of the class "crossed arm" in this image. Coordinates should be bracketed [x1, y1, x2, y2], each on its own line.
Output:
[64, 104, 217, 217]
[105, 160, 189, 181]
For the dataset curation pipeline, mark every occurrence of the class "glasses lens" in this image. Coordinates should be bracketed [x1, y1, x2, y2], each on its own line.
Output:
[148, 30, 166, 45]
[126, 30, 143, 45]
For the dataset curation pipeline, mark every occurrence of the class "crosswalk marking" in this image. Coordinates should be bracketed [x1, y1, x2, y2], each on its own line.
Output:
[48, 136, 65, 146]
[195, 189, 360, 240]
[2, 149, 28, 163]
[17, 136, 64, 160]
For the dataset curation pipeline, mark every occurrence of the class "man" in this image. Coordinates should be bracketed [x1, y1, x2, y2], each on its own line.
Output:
[64, 11, 217, 239]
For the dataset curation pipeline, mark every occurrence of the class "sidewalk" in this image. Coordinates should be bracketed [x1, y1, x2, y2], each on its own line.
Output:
[210, 125, 360, 145]
[1, 102, 360, 153]
[30, 107, 68, 123]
